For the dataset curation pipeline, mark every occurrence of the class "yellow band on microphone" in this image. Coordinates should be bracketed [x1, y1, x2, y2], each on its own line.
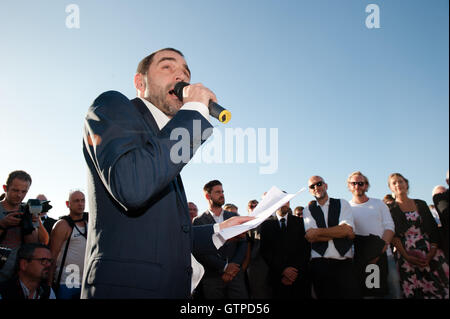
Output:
[218, 110, 232, 123]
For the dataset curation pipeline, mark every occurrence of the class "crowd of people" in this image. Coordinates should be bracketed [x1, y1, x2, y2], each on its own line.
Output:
[0, 172, 448, 300]
[188, 172, 449, 300]
[0, 170, 87, 299]
[0, 46, 448, 300]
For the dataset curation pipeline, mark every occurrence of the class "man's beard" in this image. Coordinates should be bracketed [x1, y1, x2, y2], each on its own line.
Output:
[212, 198, 225, 208]
[145, 84, 181, 117]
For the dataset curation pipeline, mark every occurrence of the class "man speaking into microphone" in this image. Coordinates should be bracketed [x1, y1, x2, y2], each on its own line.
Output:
[81, 48, 251, 298]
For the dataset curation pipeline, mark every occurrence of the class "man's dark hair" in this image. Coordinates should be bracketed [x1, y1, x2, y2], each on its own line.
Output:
[5, 170, 32, 188]
[136, 48, 185, 75]
[17, 243, 49, 260]
[16, 243, 50, 272]
[1, 170, 32, 199]
[203, 180, 222, 194]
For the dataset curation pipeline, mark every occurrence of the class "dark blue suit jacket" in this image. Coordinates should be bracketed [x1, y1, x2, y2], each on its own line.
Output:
[81, 91, 216, 298]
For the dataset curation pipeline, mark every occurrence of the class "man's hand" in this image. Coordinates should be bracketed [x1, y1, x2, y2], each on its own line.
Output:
[182, 83, 217, 108]
[305, 228, 321, 243]
[219, 216, 254, 231]
[342, 224, 355, 240]
[282, 267, 298, 283]
[0, 212, 23, 228]
[222, 263, 240, 283]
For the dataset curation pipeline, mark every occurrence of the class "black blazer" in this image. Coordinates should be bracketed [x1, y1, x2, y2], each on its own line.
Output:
[260, 214, 310, 283]
[389, 199, 440, 244]
[81, 92, 217, 298]
[193, 210, 248, 276]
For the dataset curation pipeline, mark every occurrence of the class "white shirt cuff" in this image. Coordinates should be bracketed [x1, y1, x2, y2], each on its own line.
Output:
[212, 223, 226, 249]
[181, 102, 210, 123]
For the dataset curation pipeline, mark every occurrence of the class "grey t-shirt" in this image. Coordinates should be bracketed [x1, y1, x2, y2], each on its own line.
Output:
[0, 204, 21, 283]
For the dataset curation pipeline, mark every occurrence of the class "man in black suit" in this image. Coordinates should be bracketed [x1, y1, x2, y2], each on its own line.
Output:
[81, 48, 252, 298]
[193, 180, 248, 299]
[260, 201, 311, 299]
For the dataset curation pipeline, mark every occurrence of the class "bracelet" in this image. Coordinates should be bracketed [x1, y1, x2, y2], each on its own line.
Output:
[431, 244, 438, 248]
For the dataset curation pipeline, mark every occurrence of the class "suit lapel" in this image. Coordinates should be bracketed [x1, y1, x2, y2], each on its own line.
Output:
[131, 97, 160, 134]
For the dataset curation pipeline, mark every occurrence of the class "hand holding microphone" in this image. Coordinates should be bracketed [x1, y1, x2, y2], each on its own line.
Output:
[173, 82, 231, 123]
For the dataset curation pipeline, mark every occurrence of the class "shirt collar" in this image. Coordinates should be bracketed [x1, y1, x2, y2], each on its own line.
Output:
[208, 209, 224, 219]
[276, 212, 288, 225]
[138, 97, 170, 130]
[318, 198, 330, 208]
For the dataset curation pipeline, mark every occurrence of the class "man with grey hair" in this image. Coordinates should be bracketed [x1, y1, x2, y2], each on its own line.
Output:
[50, 190, 87, 299]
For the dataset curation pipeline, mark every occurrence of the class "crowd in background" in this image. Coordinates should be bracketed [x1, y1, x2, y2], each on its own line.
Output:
[0, 169, 448, 299]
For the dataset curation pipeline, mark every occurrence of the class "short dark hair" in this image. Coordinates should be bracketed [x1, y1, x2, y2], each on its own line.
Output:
[5, 170, 32, 189]
[136, 48, 185, 75]
[18, 243, 49, 261]
[203, 180, 222, 194]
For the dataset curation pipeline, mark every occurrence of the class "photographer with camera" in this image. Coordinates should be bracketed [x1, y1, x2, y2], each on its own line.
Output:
[0, 170, 39, 283]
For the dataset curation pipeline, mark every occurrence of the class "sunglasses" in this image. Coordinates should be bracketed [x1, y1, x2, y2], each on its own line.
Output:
[309, 181, 324, 189]
[349, 181, 367, 187]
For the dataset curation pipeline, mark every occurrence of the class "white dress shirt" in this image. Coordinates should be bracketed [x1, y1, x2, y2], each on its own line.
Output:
[275, 213, 288, 228]
[303, 198, 354, 260]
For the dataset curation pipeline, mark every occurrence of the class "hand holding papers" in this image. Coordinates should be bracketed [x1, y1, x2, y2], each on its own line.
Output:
[219, 186, 306, 241]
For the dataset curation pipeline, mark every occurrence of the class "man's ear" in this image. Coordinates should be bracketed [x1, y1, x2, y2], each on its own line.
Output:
[204, 192, 211, 201]
[2, 185, 6, 193]
[19, 259, 28, 272]
[66, 201, 69, 208]
[134, 73, 145, 95]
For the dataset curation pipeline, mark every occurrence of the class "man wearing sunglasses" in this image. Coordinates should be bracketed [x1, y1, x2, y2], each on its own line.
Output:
[0, 243, 56, 299]
[303, 175, 360, 299]
[348, 171, 399, 299]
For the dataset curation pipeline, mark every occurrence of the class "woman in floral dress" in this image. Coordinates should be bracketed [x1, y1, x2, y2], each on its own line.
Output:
[388, 173, 449, 299]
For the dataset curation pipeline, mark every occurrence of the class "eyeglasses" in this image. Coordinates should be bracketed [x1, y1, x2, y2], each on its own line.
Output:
[27, 258, 53, 265]
[309, 181, 324, 189]
[349, 181, 367, 187]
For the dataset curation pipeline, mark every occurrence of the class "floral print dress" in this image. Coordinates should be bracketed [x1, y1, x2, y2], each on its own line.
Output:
[395, 210, 449, 298]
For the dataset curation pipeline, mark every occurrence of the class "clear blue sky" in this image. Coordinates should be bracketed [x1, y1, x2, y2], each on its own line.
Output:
[0, 0, 448, 218]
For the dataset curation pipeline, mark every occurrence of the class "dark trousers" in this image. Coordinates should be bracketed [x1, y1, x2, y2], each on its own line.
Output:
[309, 258, 361, 299]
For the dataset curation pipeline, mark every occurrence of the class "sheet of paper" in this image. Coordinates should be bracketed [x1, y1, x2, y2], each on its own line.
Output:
[218, 186, 306, 240]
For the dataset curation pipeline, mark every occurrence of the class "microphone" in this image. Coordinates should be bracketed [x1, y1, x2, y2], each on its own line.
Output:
[173, 82, 231, 124]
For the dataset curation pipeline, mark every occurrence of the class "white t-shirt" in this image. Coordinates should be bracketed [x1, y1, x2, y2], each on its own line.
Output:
[303, 198, 354, 260]
[349, 197, 395, 256]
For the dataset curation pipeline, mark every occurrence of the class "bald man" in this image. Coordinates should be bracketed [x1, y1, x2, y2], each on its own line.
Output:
[302, 176, 361, 299]
[50, 190, 87, 299]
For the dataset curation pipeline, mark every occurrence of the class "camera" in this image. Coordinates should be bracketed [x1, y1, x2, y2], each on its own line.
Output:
[16, 199, 53, 235]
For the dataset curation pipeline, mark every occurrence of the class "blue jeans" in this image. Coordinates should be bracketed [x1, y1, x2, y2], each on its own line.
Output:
[385, 254, 402, 299]
[57, 284, 81, 299]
